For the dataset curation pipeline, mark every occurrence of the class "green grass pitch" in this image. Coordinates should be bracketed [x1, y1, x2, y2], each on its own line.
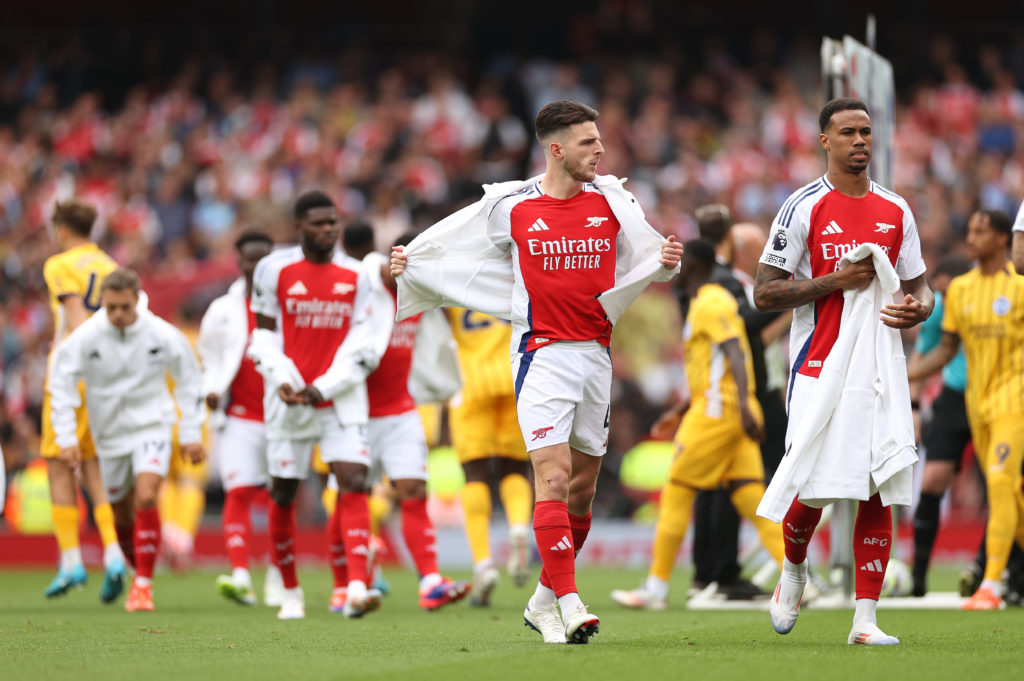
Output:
[1, 567, 1022, 681]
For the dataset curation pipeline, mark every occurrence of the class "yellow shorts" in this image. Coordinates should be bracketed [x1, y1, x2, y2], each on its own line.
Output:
[669, 401, 764, 490]
[40, 387, 97, 460]
[311, 444, 329, 476]
[970, 411, 1024, 482]
[167, 422, 210, 482]
[450, 393, 528, 464]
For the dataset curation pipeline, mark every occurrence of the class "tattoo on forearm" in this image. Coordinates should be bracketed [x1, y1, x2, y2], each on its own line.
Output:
[754, 267, 837, 311]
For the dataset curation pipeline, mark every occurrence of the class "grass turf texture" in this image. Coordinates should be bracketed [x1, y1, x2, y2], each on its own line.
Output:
[1, 567, 1021, 681]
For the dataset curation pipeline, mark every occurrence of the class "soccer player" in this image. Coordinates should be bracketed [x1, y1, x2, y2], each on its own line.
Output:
[249, 190, 387, 620]
[611, 239, 785, 610]
[355, 231, 470, 611]
[753, 98, 933, 645]
[909, 209, 1024, 610]
[446, 306, 533, 606]
[391, 100, 682, 643]
[49, 268, 206, 612]
[905, 254, 972, 597]
[40, 199, 127, 602]
[197, 230, 283, 606]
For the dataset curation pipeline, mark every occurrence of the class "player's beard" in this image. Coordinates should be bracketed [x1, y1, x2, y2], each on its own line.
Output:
[565, 154, 597, 182]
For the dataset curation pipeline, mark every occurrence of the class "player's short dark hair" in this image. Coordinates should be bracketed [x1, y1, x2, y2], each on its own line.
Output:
[392, 230, 419, 249]
[235, 229, 273, 252]
[100, 268, 141, 295]
[294, 190, 335, 220]
[934, 253, 973, 280]
[342, 219, 375, 252]
[535, 100, 599, 143]
[819, 97, 870, 133]
[978, 209, 1012, 237]
[683, 238, 718, 270]
[52, 199, 97, 237]
[694, 204, 732, 245]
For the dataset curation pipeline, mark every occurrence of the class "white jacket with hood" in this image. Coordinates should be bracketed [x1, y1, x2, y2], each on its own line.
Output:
[49, 307, 204, 456]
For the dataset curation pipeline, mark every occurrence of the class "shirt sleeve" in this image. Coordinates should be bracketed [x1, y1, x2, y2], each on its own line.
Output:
[896, 203, 927, 281]
[692, 289, 742, 347]
[43, 256, 83, 300]
[486, 197, 514, 254]
[1014, 199, 1024, 232]
[165, 323, 205, 446]
[48, 334, 85, 448]
[760, 192, 809, 274]
[250, 257, 279, 320]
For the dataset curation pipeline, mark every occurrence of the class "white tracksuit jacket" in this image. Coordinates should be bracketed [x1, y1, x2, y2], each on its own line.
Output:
[757, 243, 918, 522]
[395, 174, 679, 324]
[196, 278, 250, 429]
[49, 307, 204, 456]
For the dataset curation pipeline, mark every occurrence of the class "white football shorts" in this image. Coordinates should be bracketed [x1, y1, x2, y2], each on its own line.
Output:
[215, 416, 269, 491]
[512, 340, 611, 457]
[367, 410, 429, 482]
[100, 436, 173, 503]
[267, 409, 370, 480]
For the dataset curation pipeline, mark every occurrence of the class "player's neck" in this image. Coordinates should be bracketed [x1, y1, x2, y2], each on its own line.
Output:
[978, 253, 1009, 275]
[62, 235, 90, 251]
[302, 247, 333, 265]
[539, 170, 584, 200]
[825, 167, 870, 198]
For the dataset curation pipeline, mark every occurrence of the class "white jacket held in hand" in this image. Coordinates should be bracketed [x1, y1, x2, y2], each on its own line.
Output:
[758, 243, 918, 522]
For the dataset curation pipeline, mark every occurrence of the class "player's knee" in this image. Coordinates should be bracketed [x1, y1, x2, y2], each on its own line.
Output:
[538, 469, 571, 500]
[395, 478, 426, 500]
[336, 469, 368, 494]
[270, 479, 300, 507]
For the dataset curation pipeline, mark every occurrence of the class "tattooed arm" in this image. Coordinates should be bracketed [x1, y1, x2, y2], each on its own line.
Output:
[752, 259, 876, 312]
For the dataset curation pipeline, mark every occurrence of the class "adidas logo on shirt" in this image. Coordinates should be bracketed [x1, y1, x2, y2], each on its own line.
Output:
[332, 281, 355, 295]
[821, 220, 844, 236]
[550, 535, 572, 551]
[287, 280, 309, 295]
[859, 558, 885, 572]
[528, 218, 550, 232]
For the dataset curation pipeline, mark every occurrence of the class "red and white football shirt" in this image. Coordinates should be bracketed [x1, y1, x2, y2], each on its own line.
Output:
[760, 175, 926, 382]
[367, 287, 422, 418]
[226, 300, 264, 422]
[251, 245, 370, 406]
[488, 182, 620, 354]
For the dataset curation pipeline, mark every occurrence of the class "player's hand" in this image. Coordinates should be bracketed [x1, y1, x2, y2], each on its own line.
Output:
[205, 393, 220, 410]
[390, 246, 408, 277]
[59, 445, 82, 472]
[660, 235, 683, 270]
[834, 258, 876, 291]
[300, 385, 325, 406]
[740, 403, 766, 443]
[181, 442, 205, 464]
[881, 294, 929, 329]
[650, 403, 688, 439]
[278, 383, 305, 405]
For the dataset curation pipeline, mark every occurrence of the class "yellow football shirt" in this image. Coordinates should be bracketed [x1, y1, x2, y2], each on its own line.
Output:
[683, 283, 755, 416]
[43, 242, 118, 343]
[445, 307, 515, 401]
[942, 263, 1024, 423]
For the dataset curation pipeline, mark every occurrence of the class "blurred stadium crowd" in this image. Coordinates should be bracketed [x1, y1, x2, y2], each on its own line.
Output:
[2, 6, 1023, 517]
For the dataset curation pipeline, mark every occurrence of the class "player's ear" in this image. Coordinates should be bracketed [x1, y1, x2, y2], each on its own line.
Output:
[549, 140, 563, 160]
[819, 132, 829, 151]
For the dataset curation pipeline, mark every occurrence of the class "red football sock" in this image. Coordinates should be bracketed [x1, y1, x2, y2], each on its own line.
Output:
[782, 498, 822, 564]
[269, 500, 299, 589]
[401, 497, 439, 577]
[117, 523, 135, 569]
[533, 500, 576, 597]
[540, 510, 592, 588]
[328, 507, 348, 589]
[853, 493, 892, 600]
[223, 486, 258, 571]
[134, 507, 161, 580]
[339, 491, 370, 585]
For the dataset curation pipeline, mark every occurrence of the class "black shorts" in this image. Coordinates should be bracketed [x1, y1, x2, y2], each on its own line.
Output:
[922, 386, 971, 470]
